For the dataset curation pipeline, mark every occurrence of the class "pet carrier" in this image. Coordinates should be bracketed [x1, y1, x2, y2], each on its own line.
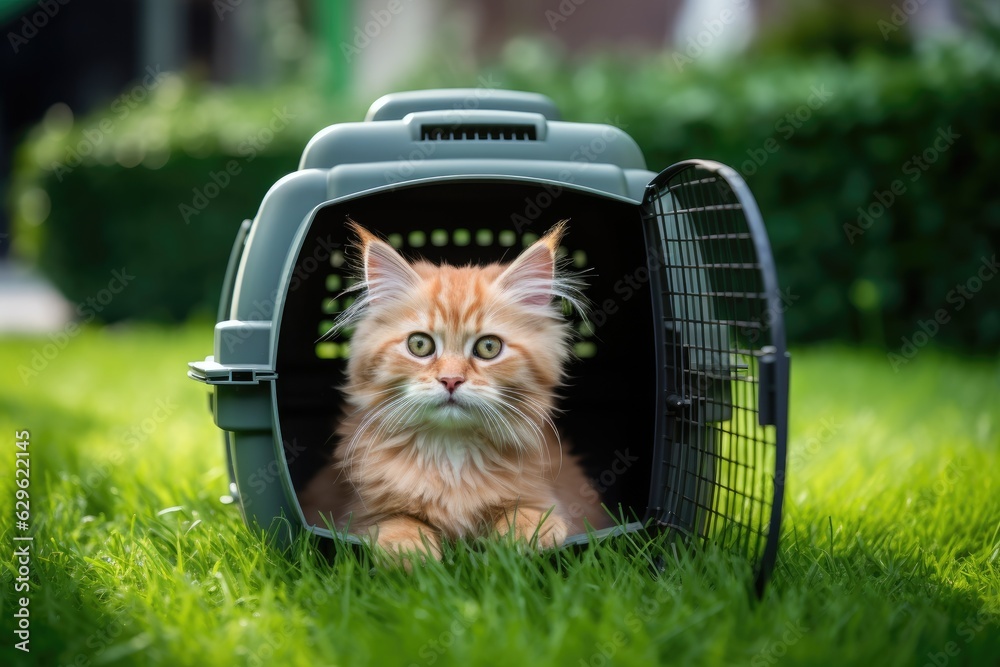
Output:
[188, 89, 790, 592]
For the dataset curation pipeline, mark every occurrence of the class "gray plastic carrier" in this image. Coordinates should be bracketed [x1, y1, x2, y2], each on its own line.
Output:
[189, 89, 789, 593]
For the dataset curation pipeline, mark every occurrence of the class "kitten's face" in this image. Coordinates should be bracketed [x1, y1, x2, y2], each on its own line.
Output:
[341, 222, 576, 449]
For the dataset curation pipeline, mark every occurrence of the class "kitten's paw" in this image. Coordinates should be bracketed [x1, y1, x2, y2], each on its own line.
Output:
[543, 518, 570, 549]
[534, 513, 569, 549]
[369, 516, 441, 569]
[496, 507, 569, 550]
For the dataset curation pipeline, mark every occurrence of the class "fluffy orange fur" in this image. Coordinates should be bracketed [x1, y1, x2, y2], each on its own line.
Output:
[298, 220, 609, 559]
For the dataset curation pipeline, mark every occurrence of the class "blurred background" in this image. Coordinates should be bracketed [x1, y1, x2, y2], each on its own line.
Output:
[0, 0, 997, 354]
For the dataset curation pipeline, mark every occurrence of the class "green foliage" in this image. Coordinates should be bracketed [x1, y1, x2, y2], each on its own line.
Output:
[466, 41, 1000, 350]
[9, 78, 362, 322]
[752, 1, 914, 60]
[959, 0, 1000, 50]
[10, 42, 1000, 348]
[1, 327, 998, 666]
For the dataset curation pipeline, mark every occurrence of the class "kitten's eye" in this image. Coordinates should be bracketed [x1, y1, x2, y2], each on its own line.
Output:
[407, 333, 435, 358]
[473, 335, 503, 360]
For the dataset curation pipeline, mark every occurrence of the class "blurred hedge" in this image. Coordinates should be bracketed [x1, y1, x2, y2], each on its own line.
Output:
[9, 79, 355, 322]
[10, 42, 1000, 349]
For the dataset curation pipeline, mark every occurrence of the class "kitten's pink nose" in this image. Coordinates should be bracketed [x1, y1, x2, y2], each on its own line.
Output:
[439, 376, 465, 393]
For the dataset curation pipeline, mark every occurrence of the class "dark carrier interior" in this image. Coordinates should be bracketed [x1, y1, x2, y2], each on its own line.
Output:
[274, 180, 656, 529]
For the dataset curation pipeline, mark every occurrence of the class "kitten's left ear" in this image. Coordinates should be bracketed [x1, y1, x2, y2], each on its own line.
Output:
[497, 220, 568, 309]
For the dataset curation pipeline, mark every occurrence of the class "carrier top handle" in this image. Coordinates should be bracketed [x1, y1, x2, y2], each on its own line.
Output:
[365, 89, 562, 122]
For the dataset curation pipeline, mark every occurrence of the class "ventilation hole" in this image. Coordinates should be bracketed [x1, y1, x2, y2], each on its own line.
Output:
[331, 250, 345, 268]
[453, 229, 471, 246]
[388, 233, 404, 248]
[475, 229, 494, 246]
[572, 249, 588, 268]
[498, 230, 516, 247]
[522, 233, 539, 246]
[420, 123, 537, 141]
[318, 320, 337, 337]
[574, 341, 598, 359]
[322, 298, 340, 314]
[344, 277, 357, 287]
[315, 342, 339, 359]
[556, 246, 569, 258]
[343, 296, 356, 310]
[560, 299, 574, 316]
[578, 320, 595, 337]
[408, 231, 426, 248]
[431, 229, 449, 246]
[326, 274, 342, 292]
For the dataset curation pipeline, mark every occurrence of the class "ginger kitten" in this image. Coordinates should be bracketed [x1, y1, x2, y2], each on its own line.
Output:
[298, 220, 609, 559]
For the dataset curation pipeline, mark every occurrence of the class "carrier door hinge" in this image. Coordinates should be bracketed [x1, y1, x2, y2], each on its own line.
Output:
[665, 394, 691, 414]
[187, 356, 277, 385]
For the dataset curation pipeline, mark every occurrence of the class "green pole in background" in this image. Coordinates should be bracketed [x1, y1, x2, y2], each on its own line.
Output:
[317, 0, 354, 97]
[0, 0, 34, 23]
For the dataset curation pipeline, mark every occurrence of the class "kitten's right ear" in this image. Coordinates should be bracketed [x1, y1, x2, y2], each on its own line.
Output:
[346, 218, 420, 304]
[496, 220, 567, 309]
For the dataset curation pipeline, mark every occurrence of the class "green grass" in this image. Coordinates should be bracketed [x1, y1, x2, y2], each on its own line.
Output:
[1, 324, 998, 666]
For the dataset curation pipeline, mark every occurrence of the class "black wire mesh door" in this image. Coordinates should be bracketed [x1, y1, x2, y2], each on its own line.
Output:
[641, 159, 789, 594]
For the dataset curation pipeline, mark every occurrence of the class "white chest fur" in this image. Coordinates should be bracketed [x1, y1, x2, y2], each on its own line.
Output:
[410, 431, 493, 485]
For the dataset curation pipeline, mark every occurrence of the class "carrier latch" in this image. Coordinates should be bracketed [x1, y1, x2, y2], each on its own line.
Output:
[187, 356, 277, 385]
